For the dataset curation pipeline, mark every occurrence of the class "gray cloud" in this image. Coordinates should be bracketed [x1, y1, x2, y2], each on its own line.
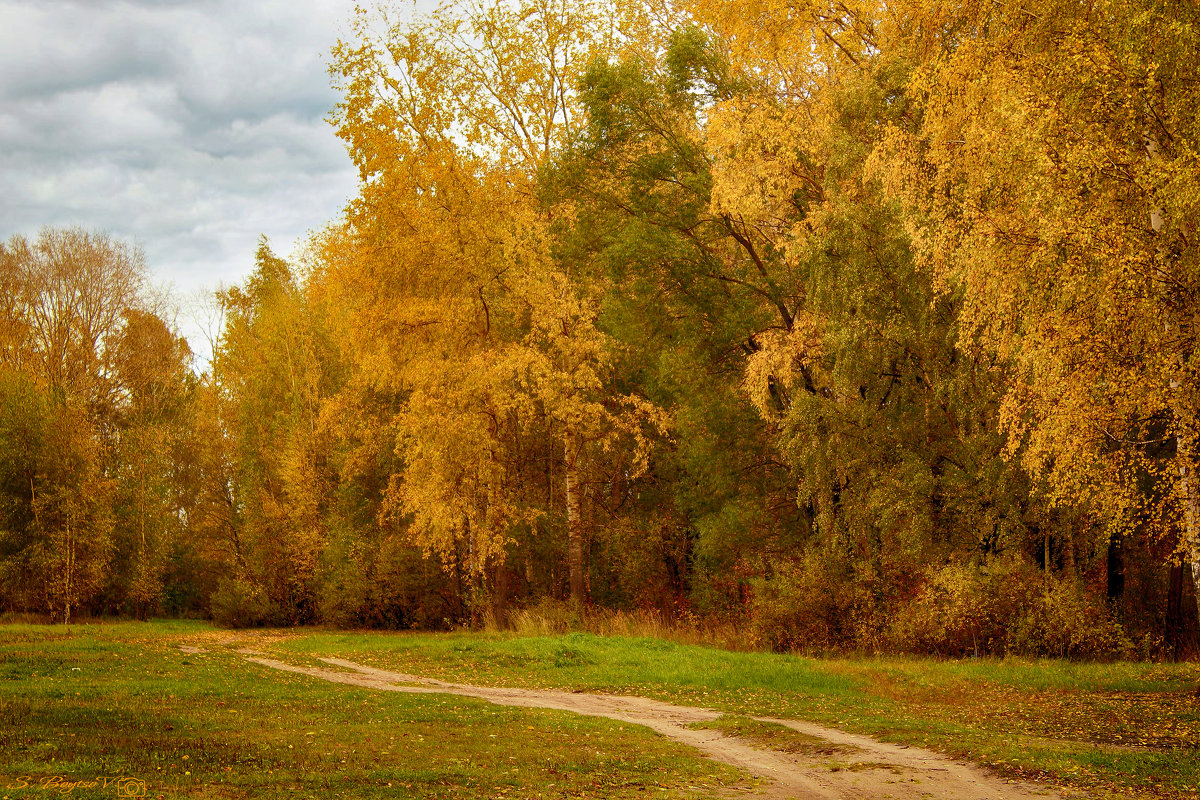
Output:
[0, 0, 373, 359]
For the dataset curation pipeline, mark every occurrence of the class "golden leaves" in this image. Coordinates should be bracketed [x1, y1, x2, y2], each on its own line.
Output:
[744, 315, 825, 420]
[321, 0, 677, 576]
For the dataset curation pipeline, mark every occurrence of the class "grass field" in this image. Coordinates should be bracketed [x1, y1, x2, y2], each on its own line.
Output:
[2, 620, 1198, 799]
[0, 622, 738, 799]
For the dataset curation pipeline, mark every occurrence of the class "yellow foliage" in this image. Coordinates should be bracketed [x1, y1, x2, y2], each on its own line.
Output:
[321, 0, 670, 578]
[744, 314, 825, 419]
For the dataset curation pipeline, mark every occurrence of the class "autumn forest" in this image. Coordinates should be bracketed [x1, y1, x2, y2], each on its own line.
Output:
[1, 0, 1197, 660]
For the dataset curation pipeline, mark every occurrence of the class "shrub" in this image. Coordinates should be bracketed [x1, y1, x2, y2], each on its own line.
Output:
[889, 558, 1133, 659]
[1007, 580, 1134, 659]
[209, 576, 274, 628]
[744, 552, 879, 653]
[888, 557, 1038, 656]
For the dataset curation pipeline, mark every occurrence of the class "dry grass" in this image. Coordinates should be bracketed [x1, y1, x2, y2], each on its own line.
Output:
[506, 599, 755, 650]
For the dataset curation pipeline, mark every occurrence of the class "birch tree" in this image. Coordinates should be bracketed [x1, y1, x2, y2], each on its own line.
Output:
[326, 0, 666, 605]
[880, 0, 1200, 612]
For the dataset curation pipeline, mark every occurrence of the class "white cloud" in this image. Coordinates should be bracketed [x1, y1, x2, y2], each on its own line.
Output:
[0, 0, 374, 361]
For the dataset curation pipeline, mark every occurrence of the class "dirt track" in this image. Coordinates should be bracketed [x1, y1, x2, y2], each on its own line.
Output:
[245, 654, 1072, 800]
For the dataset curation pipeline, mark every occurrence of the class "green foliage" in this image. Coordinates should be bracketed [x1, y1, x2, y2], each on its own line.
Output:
[0, 369, 114, 622]
[0, 229, 212, 622]
[316, 526, 455, 630]
[212, 239, 343, 624]
[108, 308, 196, 617]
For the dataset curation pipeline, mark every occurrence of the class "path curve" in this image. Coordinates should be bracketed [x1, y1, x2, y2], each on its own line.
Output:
[247, 655, 1070, 800]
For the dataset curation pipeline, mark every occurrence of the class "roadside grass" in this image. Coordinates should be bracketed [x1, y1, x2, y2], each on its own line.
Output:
[258, 628, 1200, 800]
[0, 621, 740, 799]
[686, 715, 856, 756]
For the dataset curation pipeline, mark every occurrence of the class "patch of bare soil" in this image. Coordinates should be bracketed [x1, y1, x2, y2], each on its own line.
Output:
[246, 655, 1078, 800]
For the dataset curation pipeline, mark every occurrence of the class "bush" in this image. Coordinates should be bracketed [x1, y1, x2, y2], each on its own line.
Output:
[888, 557, 1036, 656]
[209, 576, 274, 628]
[316, 532, 459, 630]
[1007, 580, 1133, 659]
[744, 552, 879, 653]
[888, 558, 1133, 659]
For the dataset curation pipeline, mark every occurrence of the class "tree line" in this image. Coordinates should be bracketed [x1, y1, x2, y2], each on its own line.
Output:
[2, 0, 1197, 658]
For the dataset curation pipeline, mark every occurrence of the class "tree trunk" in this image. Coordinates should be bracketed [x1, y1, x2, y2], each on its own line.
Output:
[64, 522, 74, 625]
[491, 560, 509, 629]
[1167, 561, 1185, 661]
[564, 432, 586, 605]
[1105, 530, 1124, 601]
[1177, 414, 1200, 621]
[1064, 527, 1076, 579]
[1043, 529, 1051, 585]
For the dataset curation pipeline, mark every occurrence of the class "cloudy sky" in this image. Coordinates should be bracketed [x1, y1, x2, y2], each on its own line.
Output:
[0, 0, 418, 352]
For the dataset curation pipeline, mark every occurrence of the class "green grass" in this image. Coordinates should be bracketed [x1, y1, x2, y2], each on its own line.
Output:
[0, 622, 740, 799]
[2, 621, 1198, 799]
[686, 715, 857, 756]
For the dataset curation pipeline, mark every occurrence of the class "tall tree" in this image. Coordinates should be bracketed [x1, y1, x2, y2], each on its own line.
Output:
[0, 228, 148, 621]
[110, 308, 194, 617]
[546, 28, 810, 610]
[212, 240, 338, 624]
[0, 227, 146, 424]
[326, 0, 665, 607]
[879, 0, 1200, 613]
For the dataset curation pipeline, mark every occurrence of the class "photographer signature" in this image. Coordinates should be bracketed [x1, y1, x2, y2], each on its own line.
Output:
[5, 775, 147, 796]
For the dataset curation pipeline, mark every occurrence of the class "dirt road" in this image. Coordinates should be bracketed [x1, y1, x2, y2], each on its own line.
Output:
[245, 654, 1071, 800]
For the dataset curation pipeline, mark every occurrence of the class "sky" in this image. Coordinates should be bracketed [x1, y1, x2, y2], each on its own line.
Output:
[0, 0, 401, 356]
